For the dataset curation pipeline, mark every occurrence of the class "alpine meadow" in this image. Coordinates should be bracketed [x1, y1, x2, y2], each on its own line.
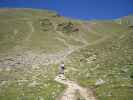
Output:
[0, 8, 133, 100]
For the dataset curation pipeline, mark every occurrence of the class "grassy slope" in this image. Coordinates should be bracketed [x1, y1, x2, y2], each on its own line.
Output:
[66, 24, 133, 100]
[0, 8, 68, 100]
[0, 8, 132, 100]
[0, 9, 66, 53]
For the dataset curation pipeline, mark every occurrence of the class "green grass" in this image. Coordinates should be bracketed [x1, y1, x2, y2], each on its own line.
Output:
[0, 64, 65, 100]
[0, 8, 133, 100]
[65, 28, 133, 100]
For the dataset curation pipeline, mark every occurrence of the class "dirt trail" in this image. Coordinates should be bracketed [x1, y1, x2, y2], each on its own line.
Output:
[25, 21, 35, 41]
[55, 75, 97, 100]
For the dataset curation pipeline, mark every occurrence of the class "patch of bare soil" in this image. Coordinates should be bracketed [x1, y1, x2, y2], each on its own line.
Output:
[55, 75, 97, 100]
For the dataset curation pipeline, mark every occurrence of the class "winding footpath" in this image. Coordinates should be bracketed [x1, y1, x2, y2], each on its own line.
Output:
[55, 75, 97, 100]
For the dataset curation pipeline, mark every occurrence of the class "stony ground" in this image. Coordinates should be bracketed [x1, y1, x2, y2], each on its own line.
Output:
[55, 74, 97, 100]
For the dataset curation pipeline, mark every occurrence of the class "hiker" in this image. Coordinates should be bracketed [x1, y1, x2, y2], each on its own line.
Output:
[59, 62, 65, 74]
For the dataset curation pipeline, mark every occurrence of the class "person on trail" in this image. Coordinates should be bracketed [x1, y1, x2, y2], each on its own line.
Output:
[59, 62, 65, 74]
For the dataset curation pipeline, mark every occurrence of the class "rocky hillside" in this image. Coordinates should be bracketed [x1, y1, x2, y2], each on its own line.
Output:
[0, 8, 132, 100]
[115, 15, 133, 27]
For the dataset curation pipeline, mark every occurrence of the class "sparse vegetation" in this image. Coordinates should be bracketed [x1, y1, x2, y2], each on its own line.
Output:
[39, 18, 54, 31]
[57, 21, 79, 34]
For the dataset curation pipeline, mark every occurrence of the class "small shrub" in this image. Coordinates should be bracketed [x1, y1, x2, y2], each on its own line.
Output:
[57, 21, 79, 34]
[39, 18, 53, 31]
[128, 25, 133, 28]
